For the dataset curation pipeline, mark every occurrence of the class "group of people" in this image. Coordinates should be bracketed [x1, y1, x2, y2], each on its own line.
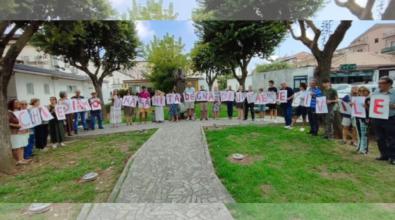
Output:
[8, 90, 104, 165]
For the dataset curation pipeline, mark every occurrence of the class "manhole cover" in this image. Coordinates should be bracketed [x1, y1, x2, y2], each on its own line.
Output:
[29, 203, 52, 214]
[82, 172, 99, 182]
[233, 154, 244, 160]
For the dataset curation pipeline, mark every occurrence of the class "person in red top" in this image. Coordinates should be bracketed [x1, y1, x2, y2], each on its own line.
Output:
[138, 86, 151, 124]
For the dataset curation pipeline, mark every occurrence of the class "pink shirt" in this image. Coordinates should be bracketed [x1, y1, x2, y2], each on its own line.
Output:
[139, 92, 150, 99]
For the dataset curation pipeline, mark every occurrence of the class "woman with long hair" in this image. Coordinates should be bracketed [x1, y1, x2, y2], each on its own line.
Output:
[48, 97, 66, 149]
[155, 90, 165, 123]
[212, 87, 221, 120]
[110, 89, 122, 127]
[8, 99, 30, 165]
[236, 86, 245, 120]
[32, 99, 50, 151]
[59, 91, 74, 136]
[169, 89, 179, 122]
[123, 89, 135, 126]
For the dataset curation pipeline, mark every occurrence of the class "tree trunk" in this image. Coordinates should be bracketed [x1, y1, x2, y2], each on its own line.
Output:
[91, 78, 107, 118]
[0, 69, 16, 174]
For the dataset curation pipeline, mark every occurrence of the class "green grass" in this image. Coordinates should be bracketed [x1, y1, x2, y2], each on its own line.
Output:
[227, 203, 395, 220]
[103, 103, 238, 124]
[205, 126, 395, 203]
[0, 130, 156, 203]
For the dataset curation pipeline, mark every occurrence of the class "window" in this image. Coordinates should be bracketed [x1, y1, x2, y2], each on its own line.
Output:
[391, 41, 395, 47]
[375, 38, 379, 43]
[67, 85, 77, 93]
[357, 49, 363, 52]
[44, 84, 50, 95]
[26, 83, 34, 95]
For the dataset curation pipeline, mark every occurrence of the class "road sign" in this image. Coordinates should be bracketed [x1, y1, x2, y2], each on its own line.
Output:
[340, 64, 357, 70]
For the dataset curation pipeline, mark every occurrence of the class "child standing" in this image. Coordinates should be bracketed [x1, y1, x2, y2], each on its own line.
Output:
[169, 90, 179, 122]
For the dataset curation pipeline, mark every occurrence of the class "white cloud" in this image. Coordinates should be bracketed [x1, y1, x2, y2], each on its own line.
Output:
[135, 21, 155, 40]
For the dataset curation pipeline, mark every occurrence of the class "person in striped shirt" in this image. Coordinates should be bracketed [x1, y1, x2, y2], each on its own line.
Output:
[307, 79, 322, 136]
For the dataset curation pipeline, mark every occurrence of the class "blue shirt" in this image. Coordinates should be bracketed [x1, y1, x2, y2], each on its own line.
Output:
[341, 95, 351, 118]
[372, 88, 395, 117]
[308, 87, 322, 109]
[185, 87, 196, 93]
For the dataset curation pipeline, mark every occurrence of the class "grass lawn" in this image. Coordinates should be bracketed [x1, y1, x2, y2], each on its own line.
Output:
[0, 130, 155, 203]
[226, 203, 395, 220]
[0, 203, 83, 220]
[103, 103, 241, 124]
[205, 126, 395, 203]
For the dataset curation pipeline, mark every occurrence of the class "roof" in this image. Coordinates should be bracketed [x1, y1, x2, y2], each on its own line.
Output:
[278, 51, 311, 62]
[13, 64, 109, 83]
[331, 52, 395, 67]
[349, 23, 395, 45]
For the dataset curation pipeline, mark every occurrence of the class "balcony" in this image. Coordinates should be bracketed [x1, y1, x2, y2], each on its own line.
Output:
[383, 30, 395, 38]
[381, 46, 395, 54]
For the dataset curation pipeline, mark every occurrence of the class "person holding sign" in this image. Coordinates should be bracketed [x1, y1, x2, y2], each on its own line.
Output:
[89, 92, 104, 129]
[71, 90, 88, 134]
[8, 99, 30, 165]
[353, 86, 371, 154]
[59, 91, 74, 136]
[368, 76, 395, 165]
[199, 85, 209, 121]
[257, 88, 266, 121]
[236, 86, 245, 120]
[184, 83, 196, 121]
[291, 83, 308, 131]
[48, 97, 66, 149]
[339, 86, 358, 146]
[154, 90, 165, 123]
[110, 89, 122, 127]
[138, 86, 150, 124]
[169, 90, 179, 122]
[322, 79, 338, 140]
[20, 100, 36, 160]
[213, 87, 221, 120]
[280, 82, 294, 129]
[307, 79, 323, 136]
[267, 80, 278, 123]
[33, 99, 50, 151]
[123, 89, 135, 126]
[226, 86, 235, 119]
[244, 86, 255, 121]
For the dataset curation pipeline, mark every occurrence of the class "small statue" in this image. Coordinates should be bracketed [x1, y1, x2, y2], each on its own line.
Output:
[173, 67, 187, 98]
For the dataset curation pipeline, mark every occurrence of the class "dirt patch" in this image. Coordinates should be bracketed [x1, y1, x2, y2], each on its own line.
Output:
[9, 203, 82, 220]
[93, 168, 117, 203]
[204, 126, 223, 131]
[227, 154, 264, 165]
[310, 165, 355, 181]
[261, 184, 271, 197]
[377, 203, 395, 211]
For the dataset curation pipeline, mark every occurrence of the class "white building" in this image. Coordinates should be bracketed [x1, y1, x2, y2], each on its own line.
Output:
[8, 64, 113, 104]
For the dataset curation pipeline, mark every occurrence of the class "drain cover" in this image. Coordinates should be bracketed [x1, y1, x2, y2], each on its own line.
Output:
[233, 154, 244, 160]
[82, 172, 99, 182]
[29, 203, 52, 214]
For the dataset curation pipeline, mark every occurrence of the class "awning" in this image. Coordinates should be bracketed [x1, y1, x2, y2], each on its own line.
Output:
[331, 70, 374, 78]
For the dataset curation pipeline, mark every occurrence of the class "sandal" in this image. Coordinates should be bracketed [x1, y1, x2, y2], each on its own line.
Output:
[17, 160, 28, 165]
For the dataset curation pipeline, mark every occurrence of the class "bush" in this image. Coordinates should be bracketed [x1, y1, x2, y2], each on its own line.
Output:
[105, 103, 111, 114]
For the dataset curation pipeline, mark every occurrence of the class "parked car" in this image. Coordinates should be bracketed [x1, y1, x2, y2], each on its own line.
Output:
[332, 84, 352, 91]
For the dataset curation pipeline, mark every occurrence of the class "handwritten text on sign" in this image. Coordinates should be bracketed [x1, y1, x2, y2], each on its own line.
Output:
[166, 94, 181, 104]
[352, 97, 366, 118]
[235, 92, 246, 103]
[184, 93, 195, 102]
[55, 105, 66, 120]
[90, 98, 102, 110]
[13, 110, 33, 130]
[113, 98, 122, 110]
[122, 96, 137, 107]
[278, 90, 288, 103]
[338, 101, 352, 115]
[195, 92, 216, 102]
[292, 92, 302, 107]
[152, 96, 166, 107]
[315, 97, 328, 114]
[29, 108, 42, 126]
[369, 95, 389, 119]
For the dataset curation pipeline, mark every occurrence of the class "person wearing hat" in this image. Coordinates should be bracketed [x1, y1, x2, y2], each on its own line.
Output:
[88, 91, 104, 130]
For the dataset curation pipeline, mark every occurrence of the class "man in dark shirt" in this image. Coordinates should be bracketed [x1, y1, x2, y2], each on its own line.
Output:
[244, 86, 255, 121]
[280, 82, 294, 129]
[226, 85, 235, 119]
[267, 80, 278, 123]
[88, 92, 104, 130]
[71, 90, 88, 134]
[322, 79, 338, 140]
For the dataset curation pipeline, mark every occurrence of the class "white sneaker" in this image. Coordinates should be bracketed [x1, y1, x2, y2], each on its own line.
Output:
[289, 126, 294, 129]
[300, 128, 305, 132]
[284, 126, 290, 129]
[52, 144, 57, 149]
[60, 143, 66, 147]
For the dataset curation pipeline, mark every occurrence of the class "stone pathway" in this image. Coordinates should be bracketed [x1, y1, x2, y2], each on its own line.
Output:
[77, 203, 234, 220]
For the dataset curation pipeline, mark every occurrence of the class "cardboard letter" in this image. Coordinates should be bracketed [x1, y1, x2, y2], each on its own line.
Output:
[55, 105, 66, 120]
[207, 92, 215, 102]
[14, 110, 33, 130]
[279, 90, 288, 103]
[304, 92, 311, 107]
[246, 92, 257, 104]
[338, 101, 352, 115]
[40, 106, 54, 121]
[315, 97, 328, 114]
[166, 94, 174, 104]
[114, 98, 122, 110]
[292, 92, 301, 107]
[175, 94, 181, 104]
[266, 92, 277, 104]
[235, 92, 246, 103]
[220, 92, 228, 102]
[369, 95, 389, 119]
[91, 98, 102, 111]
[227, 91, 235, 101]
[30, 108, 42, 126]
[351, 97, 366, 118]
[60, 100, 74, 114]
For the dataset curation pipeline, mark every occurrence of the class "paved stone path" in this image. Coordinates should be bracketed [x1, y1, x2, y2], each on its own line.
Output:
[77, 203, 234, 220]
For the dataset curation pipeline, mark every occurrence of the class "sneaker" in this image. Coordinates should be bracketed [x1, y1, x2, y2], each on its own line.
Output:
[284, 126, 290, 129]
[339, 141, 347, 145]
[60, 143, 66, 147]
[52, 144, 57, 149]
[186, 118, 190, 121]
[289, 126, 294, 129]
[300, 128, 305, 132]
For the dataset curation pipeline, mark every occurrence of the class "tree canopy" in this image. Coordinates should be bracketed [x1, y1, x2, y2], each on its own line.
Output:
[255, 61, 292, 73]
[30, 21, 140, 115]
[143, 33, 189, 93]
[190, 42, 229, 91]
[194, 20, 288, 88]
[125, 0, 178, 20]
[194, 0, 324, 20]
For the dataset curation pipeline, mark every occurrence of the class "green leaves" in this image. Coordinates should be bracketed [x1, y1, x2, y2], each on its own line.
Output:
[255, 61, 292, 73]
[126, 0, 178, 20]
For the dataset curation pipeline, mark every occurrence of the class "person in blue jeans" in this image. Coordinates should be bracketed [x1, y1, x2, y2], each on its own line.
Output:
[71, 90, 88, 134]
[88, 92, 104, 130]
[20, 100, 36, 159]
[280, 82, 294, 129]
[307, 79, 323, 136]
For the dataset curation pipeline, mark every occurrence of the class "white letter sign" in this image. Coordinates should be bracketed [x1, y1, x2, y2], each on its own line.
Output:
[292, 92, 302, 107]
[266, 92, 277, 104]
[369, 95, 389, 119]
[14, 110, 33, 130]
[152, 96, 165, 107]
[113, 98, 122, 110]
[91, 98, 102, 111]
[40, 106, 54, 121]
[235, 92, 246, 103]
[351, 97, 366, 118]
[220, 92, 228, 102]
[338, 101, 352, 115]
[55, 105, 66, 120]
[279, 90, 288, 103]
[60, 100, 74, 114]
[315, 97, 328, 114]
[29, 108, 42, 126]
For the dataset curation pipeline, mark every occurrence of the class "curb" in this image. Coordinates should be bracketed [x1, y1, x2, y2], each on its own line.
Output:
[200, 127, 236, 203]
[106, 128, 162, 203]
[218, 203, 236, 220]
[76, 203, 93, 220]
